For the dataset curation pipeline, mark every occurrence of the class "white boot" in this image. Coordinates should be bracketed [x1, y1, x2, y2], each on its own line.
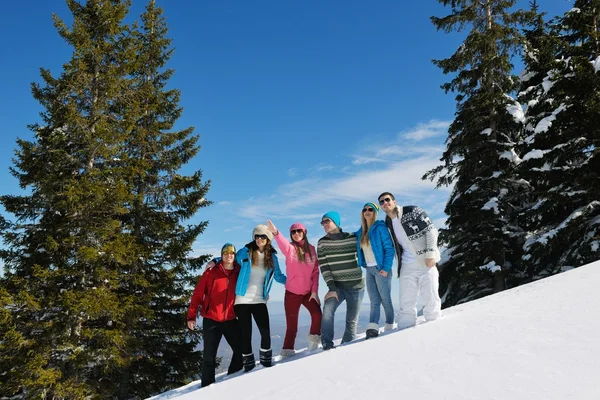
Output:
[307, 334, 321, 351]
[384, 323, 396, 332]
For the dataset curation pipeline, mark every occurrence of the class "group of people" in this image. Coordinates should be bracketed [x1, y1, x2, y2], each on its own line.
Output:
[187, 192, 442, 387]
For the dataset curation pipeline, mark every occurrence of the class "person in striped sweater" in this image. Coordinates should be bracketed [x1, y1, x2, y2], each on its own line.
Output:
[317, 211, 365, 350]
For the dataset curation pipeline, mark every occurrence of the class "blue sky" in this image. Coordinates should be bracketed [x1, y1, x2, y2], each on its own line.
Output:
[0, 1, 573, 298]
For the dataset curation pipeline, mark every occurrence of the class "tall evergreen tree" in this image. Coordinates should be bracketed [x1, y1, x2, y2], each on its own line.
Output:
[105, 1, 211, 398]
[424, 0, 529, 306]
[518, 1, 600, 277]
[0, 1, 210, 398]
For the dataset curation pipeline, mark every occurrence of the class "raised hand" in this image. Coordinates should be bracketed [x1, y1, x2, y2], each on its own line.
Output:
[266, 219, 278, 235]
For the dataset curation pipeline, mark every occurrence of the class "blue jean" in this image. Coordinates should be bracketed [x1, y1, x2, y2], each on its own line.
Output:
[365, 266, 394, 326]
[321, 288, 365, 349]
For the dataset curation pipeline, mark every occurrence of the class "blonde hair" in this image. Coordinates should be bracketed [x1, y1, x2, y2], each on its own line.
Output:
[360, 209, 377, 246]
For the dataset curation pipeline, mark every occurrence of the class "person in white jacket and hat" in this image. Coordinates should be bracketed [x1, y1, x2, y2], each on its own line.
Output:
[378, 192, 442, 329]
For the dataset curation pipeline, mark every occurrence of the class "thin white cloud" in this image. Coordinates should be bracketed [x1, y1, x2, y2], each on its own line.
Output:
[400, 120, 451, 141]
[218, 201, 232, 206]
[234, 120, 453, 226]
[287, 168, 299, 177]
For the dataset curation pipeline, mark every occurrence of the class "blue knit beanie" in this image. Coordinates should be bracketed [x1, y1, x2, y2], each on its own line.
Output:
[322, 211, 341, 228]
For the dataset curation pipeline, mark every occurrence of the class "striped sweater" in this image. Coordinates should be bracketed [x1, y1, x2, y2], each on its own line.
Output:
[317, 232, 364, 291]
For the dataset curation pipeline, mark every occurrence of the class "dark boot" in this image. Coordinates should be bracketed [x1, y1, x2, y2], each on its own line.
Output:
[365, 328, 379, 339]
[242, 353, 255, 372]
[259, 348, 272, 367]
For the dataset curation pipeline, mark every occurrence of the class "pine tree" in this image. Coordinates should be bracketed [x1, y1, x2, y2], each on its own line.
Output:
[424, 0, 530, 306]
[104, 1, 211, 397]
[519, 1, 600, 277]
[0, 0, 210, 398]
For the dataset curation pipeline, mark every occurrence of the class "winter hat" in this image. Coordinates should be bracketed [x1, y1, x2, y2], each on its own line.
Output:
[363, 202, 379, 214]
[290, 222, 307, 233]
[221, 243, 236, 255]
[321, 211, 341, 228]
[252, 224, 273, 241]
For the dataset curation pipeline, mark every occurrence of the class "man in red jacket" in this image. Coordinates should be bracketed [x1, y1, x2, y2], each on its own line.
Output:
[187, 243, 243, 387]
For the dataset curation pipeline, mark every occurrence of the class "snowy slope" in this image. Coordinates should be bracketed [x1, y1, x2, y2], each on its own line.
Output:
[151, 260, 600, 400]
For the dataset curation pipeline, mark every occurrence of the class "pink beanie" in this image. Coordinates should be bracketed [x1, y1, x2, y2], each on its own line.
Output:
[290, 222, 307, 232]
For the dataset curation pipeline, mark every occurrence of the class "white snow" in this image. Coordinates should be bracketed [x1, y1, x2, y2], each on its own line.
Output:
[482, 197, 499, 214]
[534, 104, 567, 134]
[465, 184, 479, 194]
[150, 261, 600, 400]
[506, 101, 525, 123]
[479, 261, 501, 273]
[499, 148, 522, 164]
[592, 56, 600, 73]
[480, 128, 492, 136]
[522, 149, 547, 161]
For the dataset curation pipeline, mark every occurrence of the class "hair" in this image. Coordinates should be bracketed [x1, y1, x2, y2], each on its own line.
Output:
[290, 230, 314, 263]
[360, 207, 377, 246]
[378, 192, 395, 202]
[249, 240, 274, 269]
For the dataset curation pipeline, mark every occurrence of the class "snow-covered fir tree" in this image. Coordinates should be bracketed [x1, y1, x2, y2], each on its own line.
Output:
[0, 1, 210, 398]
[518, 1, 600, 278]
[424, 0, 530, 306]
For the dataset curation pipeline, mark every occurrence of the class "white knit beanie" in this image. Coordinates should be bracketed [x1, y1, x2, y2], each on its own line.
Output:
[252, 224, 273, 241]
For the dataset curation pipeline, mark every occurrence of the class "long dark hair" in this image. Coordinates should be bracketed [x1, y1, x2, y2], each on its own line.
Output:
[290, 231, 314, 263]
[248, 240, 274, 269]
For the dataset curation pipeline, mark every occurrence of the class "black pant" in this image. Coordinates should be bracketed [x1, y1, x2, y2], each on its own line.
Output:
[234, 303, 271, 354]
[201, 318, 243, 387]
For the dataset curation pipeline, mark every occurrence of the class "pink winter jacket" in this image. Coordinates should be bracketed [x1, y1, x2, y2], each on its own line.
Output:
[273, 233, 319, 295]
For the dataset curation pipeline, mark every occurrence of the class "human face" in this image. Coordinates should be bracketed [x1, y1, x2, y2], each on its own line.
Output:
[378, 195, 396, 213]
[321, 218, 338, 234]
[291, 229, 304, 240]
[362, 206, 375, 222]
[254, 234, 268, 249]
[222, 252, 235, 265]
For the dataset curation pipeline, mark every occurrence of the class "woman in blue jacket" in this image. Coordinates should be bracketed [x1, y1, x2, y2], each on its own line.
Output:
[234, 224, 286, 371]
[356, 202, 395, 339]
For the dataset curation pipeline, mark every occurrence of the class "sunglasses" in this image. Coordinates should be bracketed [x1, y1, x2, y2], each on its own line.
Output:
[291, 229, 304, 235]
[222, 251, 235, 256]
[362, 207, 374, 213]
[320, 219, 332, 226]
[254, 234, 268, 241]
[379, 197, 392, 205]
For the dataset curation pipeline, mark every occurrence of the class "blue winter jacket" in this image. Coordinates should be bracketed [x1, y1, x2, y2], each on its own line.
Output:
[355, 220, 395, 273]
[235, 243, 286, 299]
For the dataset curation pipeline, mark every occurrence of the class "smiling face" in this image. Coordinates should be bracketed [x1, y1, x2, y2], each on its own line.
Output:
[321, 218, 338, 234]
[290, 228, 305, 242]
[362, 206, 376, 224]
[378, 194, 397, 214]
[254, 234, 268, 250]
[222, 251, 235, 266]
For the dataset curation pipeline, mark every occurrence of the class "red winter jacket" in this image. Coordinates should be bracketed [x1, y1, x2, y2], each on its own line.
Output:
[187, 261, 240, 322]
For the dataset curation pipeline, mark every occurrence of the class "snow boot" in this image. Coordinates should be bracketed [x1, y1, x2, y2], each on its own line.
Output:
[384, 323, 396, 332]
[242, 353, 255, 372]
[365, 329, 379, 339]
[307, 334, 321, 351]
[280, 348, 296, 358]
[259, 348, 272, 367]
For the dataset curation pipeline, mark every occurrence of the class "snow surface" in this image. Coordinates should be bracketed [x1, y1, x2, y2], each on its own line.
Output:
[149, 260, 600, 400]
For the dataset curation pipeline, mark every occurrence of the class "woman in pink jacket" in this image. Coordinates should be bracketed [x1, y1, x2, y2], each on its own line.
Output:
[267, 219, 322, 357]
